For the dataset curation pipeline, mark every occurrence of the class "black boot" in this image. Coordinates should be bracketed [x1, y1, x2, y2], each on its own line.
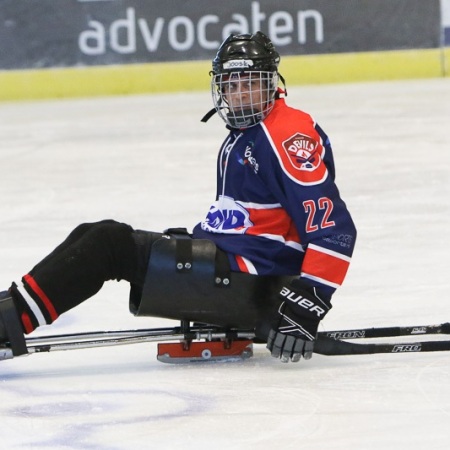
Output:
[0, 291, 28, 359]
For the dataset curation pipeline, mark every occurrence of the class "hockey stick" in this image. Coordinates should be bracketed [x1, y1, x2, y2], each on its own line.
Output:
[315, 322, 450, 355]
[314, 336, 450, 355]
[323, 322, 450, 340]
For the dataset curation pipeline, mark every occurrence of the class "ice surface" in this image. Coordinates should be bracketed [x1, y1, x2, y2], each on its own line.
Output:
[1, 78, 450, 449]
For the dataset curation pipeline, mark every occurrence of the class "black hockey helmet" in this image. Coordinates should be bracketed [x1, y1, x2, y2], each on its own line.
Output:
[202, 32, 285, 128]
[212, 31, 280, 74]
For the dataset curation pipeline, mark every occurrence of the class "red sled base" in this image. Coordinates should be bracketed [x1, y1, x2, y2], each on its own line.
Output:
[157, 339, 254, 363]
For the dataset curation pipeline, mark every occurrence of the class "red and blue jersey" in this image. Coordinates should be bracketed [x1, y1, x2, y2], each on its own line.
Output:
[193, 96, 357, 301]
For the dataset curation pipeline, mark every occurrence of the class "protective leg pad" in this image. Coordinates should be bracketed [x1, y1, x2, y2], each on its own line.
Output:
[132, 237, 296, 335]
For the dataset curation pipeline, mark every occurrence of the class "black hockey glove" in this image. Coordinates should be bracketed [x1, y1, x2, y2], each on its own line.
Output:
[267, 280, 331, 363]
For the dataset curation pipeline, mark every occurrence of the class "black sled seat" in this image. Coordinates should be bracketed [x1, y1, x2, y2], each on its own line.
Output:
[129, 232, 295, 340]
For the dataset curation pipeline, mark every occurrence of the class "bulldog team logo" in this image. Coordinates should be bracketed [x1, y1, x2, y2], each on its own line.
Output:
[277, 132, 328, 185]
[282, 133, 321, 171]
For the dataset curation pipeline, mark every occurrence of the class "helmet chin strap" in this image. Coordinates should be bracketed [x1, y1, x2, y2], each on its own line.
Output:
[278, 73, 287, 96]
[201, 106, 263, 128]
[201, 92, 225, 123]
[201, 107, 218, 123]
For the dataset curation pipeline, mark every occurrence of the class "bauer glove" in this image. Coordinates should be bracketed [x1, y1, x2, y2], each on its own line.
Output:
[266, 280, 331, 363]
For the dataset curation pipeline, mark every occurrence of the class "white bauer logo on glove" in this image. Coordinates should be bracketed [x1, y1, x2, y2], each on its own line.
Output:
[279, 287, 327, 318]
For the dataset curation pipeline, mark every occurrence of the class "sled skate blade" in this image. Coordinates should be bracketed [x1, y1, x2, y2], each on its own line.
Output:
[157, 340, 253, 364]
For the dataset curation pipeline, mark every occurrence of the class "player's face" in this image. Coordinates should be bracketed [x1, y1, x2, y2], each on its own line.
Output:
[221, 72, 268, 112]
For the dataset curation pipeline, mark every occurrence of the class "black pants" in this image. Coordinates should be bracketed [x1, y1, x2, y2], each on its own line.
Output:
[22, 220, 162, 323]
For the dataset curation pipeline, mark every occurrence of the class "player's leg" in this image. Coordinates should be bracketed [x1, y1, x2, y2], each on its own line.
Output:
[1, 220, 162, 349]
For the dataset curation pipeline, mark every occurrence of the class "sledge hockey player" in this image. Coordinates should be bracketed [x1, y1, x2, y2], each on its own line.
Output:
[0, 32, 356, 363]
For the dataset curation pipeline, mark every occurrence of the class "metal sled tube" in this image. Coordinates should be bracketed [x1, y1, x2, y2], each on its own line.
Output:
[25, 328, 184, 344]
[24, 329, 256, 355]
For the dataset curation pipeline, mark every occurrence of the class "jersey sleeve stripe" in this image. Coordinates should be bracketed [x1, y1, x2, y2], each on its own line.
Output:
[308, 243, 352, 262]
[300, 273, 341, 289]
[301, 245, 351, 287]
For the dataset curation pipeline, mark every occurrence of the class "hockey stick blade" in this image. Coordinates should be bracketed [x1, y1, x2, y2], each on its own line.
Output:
[315, 322, 450, 355]
[322, 322, 450, 340]
[315, 335, 450, 355]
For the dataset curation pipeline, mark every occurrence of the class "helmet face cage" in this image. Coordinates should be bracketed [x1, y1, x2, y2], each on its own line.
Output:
[212, 70, 279, 129]
[209, 32, 281, 128]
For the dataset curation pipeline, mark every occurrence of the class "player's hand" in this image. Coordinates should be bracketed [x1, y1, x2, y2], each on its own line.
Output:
[266, 281, 331, 363]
